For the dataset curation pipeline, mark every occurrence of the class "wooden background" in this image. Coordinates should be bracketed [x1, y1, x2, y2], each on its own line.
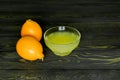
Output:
[0, 0, 120, 79]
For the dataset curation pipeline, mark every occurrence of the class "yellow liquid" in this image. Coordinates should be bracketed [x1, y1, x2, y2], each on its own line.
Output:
[45, 31, 80, 56]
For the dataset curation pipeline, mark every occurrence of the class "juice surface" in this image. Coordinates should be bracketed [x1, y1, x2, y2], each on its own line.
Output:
[46, 31, 79, 44]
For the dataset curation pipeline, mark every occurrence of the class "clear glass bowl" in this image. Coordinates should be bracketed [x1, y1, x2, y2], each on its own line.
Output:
[44, 26, 81, 56]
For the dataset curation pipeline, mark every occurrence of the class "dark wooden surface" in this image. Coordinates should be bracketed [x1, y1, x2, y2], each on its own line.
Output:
[0, 70, 120, 80]
[0, 0, 120, 79]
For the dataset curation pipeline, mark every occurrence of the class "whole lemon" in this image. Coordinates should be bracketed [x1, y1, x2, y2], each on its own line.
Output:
[21, 19, 42, 41]
[16, 36, 44, 61]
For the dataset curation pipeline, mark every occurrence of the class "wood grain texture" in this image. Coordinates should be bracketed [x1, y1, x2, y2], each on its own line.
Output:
[0, 70, 120, 80]
[0, 0, 120, 70]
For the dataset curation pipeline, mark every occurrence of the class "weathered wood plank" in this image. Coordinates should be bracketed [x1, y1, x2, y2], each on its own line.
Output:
[0, 70, 120, 80]
[0, 49, 120, 69]
[0, 0, 119, 18]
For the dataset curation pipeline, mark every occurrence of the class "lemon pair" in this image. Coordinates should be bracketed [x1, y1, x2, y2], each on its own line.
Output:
[16, 19, 44, 61]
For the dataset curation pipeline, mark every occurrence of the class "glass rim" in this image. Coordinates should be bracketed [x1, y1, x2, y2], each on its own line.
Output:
[44, 26, 81, 45]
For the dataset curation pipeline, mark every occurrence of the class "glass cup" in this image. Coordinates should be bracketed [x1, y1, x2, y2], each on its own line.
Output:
[44, 26, 81, 56]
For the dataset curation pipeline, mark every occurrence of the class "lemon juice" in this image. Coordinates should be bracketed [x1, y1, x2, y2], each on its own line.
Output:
[44, 31, 80, 56]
